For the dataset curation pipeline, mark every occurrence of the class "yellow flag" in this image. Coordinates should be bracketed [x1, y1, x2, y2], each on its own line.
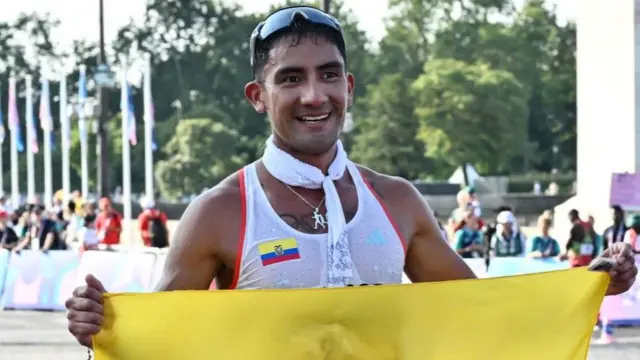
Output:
[94, 268, 608, 360]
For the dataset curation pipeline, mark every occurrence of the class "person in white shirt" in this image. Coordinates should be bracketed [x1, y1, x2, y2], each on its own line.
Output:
[78, 214, 99, 251]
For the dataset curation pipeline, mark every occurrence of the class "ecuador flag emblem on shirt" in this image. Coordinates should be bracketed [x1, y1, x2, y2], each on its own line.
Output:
[258, 237, 301, 266]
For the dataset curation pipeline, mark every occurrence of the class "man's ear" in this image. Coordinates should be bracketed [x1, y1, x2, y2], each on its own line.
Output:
[346, 73, 355, 107]
[244, 81, 266, 113]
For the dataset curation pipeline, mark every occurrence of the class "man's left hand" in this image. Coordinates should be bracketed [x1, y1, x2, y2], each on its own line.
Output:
[600, 242, 638, 296]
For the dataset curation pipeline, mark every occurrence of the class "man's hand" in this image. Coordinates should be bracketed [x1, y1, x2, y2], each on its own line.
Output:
[600, 242, 638, 296]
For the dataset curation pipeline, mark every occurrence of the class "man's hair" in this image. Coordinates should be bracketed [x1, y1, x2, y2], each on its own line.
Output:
[252, 20, 347, 81]
[611, 204, 623, 213]
[568, 209, 579, 218]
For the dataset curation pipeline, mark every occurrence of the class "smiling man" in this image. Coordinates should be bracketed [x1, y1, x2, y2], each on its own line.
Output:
[65, 6, 638, 350]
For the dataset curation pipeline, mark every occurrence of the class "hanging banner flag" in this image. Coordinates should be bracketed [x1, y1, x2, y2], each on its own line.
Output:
[127, 85, 137, 146]
[143, 60, 157, 151]
[29, 113, 39, 154]
[78, 65, 88, 143]
[93, 268, 608, 360]
[8, 77, 24, 153]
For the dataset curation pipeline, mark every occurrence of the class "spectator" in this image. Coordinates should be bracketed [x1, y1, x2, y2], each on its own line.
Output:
[603, 205, 628, 252]
[454, 210, 483, 258]
[14, 207, 64, 251]
[137, 197, 169, 248]
[449, 188, 485, 236]
[527, 214, 560, 258]
[563, 209, 598, 267]
[95, 197, 122, 246]
[623, 214, 640, 254]
[0, 210, 19, 250]
[490, 211, 526, 257]
[78, 214, 99, 251]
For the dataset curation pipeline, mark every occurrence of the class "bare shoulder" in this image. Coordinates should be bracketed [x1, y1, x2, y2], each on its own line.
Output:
[176, 171, 244, 243]
[159, 170, 245, 291]
[355, 164, 422, 203]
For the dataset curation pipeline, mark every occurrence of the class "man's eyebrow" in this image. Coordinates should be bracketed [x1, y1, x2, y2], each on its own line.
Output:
[316, 61, 344, 71]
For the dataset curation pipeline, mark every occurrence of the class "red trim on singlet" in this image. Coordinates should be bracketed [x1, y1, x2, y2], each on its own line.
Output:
[228, 168, 248, 290]
[360, 174, 408, 254]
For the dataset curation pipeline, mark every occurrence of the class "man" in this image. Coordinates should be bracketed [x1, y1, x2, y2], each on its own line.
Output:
[65, 6, 638, 350]
[0, 210, 19, 250]
[603, 205, 628, 252]
[137, 197, 169, 248]
[565, 209, 599, 267]
[94, 197, 122, 246]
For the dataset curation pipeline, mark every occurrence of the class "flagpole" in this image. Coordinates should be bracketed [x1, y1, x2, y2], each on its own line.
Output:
[143, 54, 154, 201]
[60, 75, 70, 199]
[41, 78, 53, 209]
[78, 65, 89, 200]
[25, 75, 36, 201]
[120, 56, 133, 242]
[9, 75, 20, 207]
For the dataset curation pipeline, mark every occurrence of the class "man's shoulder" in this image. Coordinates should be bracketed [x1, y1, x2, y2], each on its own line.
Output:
[184, 170, 244, 222]
[354, 164, 417, 198]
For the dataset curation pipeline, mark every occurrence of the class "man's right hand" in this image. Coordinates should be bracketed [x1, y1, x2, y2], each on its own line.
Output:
[65, 274, 107, 348]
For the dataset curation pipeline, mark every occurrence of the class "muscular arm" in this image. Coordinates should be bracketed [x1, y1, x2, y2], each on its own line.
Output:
[155, 178, 241, 291]
[372, 174, 476, 282]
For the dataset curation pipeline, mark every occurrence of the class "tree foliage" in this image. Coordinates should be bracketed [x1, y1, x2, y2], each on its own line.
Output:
[0, 0, 577, 198]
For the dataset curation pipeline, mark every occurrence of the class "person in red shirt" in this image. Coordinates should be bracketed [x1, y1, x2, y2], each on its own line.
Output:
[137, 197, 169, 247]
[95, 197, 122, 246]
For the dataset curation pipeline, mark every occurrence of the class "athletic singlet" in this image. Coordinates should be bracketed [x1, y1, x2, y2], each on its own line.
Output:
[230, 162, 407, 290]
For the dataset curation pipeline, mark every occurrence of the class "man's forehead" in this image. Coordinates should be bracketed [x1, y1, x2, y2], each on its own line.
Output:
[265, 35, 344, 72]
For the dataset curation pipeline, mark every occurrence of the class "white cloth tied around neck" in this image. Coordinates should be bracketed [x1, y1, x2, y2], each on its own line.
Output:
[263, 135, 353, 287]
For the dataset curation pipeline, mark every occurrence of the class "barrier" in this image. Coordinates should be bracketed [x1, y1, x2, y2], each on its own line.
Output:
[1, 250, 80, 310]
[487, 257, 570, 277]
[76, 250, 157, 293]
[600, 256, 640, 325]
[0, 249, 9, 296]
[0, 251, 638, 325]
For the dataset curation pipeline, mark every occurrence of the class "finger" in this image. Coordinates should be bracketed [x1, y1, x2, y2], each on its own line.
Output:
[86, 274, 108, 293]
[613, 258, 634, 272]
[67, 310, 104, 325]
[68, 322, 101, 338]
[70, 298, 104, 314]
[74, 286, 104, 303]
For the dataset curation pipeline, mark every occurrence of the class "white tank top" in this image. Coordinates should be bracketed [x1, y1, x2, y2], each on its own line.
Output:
[231, 162, 407, 290]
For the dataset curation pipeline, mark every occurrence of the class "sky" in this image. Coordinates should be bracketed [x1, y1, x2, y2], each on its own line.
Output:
[1, 0, 576, 50]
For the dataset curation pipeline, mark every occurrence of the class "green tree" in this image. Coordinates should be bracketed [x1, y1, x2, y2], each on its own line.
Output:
[411, 59, 528, 174]
[155, 118, 246, 199]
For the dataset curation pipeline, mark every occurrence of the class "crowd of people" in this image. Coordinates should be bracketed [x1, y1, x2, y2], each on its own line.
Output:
[0, 191, 170, 253]
[446, 186, 640, 344]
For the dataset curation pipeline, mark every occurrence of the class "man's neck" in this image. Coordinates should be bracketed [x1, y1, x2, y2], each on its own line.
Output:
[272, 136, 338, 174]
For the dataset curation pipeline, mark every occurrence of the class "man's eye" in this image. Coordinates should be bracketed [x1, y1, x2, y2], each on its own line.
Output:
[283, 76, 301, 83]
[323, 72, 338, 79]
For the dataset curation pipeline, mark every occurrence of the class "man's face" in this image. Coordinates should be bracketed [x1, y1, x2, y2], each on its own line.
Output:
[613, 210, 623, 223]
[245, 35, 355, 155]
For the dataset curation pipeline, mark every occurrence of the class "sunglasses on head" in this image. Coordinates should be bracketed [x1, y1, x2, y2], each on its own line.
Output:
[249, 6, 345, 68]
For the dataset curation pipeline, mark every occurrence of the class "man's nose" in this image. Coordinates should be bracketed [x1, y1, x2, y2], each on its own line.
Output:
[300, 81, 328, 107]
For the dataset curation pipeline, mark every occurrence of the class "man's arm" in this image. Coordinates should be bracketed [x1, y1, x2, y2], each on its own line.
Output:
[380, 177, 476, 282]
[154, 179, 241, 291]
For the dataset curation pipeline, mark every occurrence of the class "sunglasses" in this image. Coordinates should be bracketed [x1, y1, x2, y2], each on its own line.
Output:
[249, 6, 345, 68]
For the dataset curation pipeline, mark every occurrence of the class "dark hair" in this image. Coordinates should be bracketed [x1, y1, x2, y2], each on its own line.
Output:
[252, 19, 347, 80]
[611, 204, 623, 213]
[569, 209, 579, 218]
[84, 214, 96, 224]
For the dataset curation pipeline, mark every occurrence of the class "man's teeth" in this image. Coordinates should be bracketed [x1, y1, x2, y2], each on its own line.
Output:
[300, 114, 329, 122]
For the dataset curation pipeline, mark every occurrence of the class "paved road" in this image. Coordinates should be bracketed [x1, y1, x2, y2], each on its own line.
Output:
[1, 311, 639, 359]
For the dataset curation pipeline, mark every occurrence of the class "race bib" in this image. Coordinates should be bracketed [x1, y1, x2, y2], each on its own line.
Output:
[579, 243, 594, 256]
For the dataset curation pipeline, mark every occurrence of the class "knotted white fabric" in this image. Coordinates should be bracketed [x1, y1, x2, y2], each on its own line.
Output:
[263, 135, 353, 287]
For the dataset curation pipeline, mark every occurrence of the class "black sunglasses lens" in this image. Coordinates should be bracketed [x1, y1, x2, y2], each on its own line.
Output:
[258, 7, 340, 40]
